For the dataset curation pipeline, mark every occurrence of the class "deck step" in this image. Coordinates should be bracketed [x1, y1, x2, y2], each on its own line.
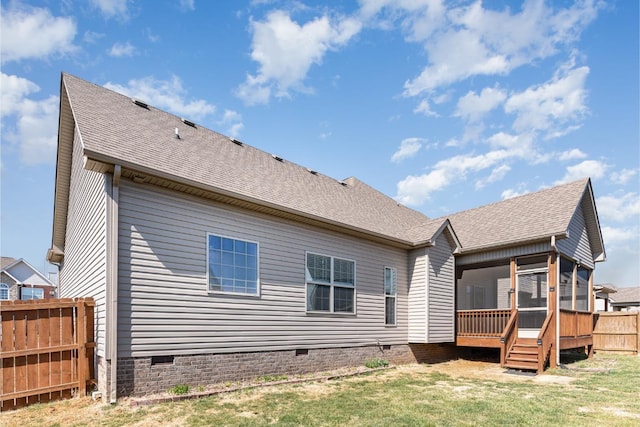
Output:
[504, 338, 540, 372]
[510, 348, 537, 356]
[507, 355, 538, 363]
[504, 361, 538, 371]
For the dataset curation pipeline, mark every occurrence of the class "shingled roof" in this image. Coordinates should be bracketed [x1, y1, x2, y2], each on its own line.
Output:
[443, 179, 603, 255]
[52, 73, 603, 257]
[59, 73, 431, 245]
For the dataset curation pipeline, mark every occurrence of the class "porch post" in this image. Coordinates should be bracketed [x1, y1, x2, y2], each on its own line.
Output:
[588, 272, 595, 357]
[510, 257, 516, 311]
[548, 252, 558, 369]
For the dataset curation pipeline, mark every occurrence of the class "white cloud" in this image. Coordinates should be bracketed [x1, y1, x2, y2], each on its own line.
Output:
[219, 109, 244, 138]
[236, 10, 362, 104]
[0, 73, 39, 117]
[402, 0, 601, 96]
[396, 148, 511, 205]
[391, 138, 423, 163]
[179, 0, 195, 12]
[610, 168, 639, 185]
[475, 164, 510, 189]
[108, 42, 136, 57]
[533, 147, 588, 165]
[0, 4, 76, 63]
[558, 148, 587, 161]
[83, 30, 105, 44]
[15, 96, 59, 165]
[601, 225, 640, 247]
[455, 86, 506, 122]
[555, 159, 608, 184]
[104, 75, 215, 120]
[359, 0, 446, 42]
[597, 193, 640, 223]
[0, 73, 58, 165]
[90, 0, 130, 19]
[505, 62, 589, 137]
[414, 99, 439, 117]
[501, 185, 529, 200]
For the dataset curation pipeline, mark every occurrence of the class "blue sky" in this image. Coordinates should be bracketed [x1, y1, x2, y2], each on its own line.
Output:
[1, 0, 638, 287]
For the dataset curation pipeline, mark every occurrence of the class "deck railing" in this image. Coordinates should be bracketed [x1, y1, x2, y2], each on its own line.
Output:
[457, 309, 512, 337]
[499, 311, 518, 366]
[559, 309, 593, 339]
[536, 311, 555, 373]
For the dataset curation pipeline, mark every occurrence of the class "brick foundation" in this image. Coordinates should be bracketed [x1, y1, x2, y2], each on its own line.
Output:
[113, 343, 457, 397]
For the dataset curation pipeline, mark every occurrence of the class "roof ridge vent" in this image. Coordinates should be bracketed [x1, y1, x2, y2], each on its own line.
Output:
[131, 98, 149, 109]
[181, 118, 196, 128]
[307, 168, 318, 175]
[230, 137, 243, 146]
[272, 154, 284, 162]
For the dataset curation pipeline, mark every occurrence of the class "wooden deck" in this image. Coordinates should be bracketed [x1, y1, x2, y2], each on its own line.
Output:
[456, 309, 594, 372]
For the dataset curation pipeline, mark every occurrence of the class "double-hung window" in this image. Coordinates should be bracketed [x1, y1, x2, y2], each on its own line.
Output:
[384, 267, 397, 325]
[21, 287, 44, 300]
[0, 283, 8, 300]
[207, 234, 259, 296]
[306, 252, 355, 313]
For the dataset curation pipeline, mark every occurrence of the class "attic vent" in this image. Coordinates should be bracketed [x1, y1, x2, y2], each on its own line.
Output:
[230, 137, 243, 146]
[181, 118, 196, 128]
[131, 98, 149, 109]
[272, 154, 284, 162]
[307, 168, 318, 175]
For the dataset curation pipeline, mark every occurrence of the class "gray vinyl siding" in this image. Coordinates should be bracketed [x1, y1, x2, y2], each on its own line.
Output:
[407, 248, 427, 342]
[59, 129, 108, 356]
[426, 231, 455, 343]
[557, 205, 594, 269]
[456, 242, 552, 266]
[117, 181, 409, 357]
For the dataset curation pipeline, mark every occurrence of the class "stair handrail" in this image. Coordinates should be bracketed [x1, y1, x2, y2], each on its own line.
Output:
[499, 310, 518, 366]
[536, 311, 555, 374]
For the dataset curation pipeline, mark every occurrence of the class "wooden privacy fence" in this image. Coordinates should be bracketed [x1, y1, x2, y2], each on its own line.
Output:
[1, 298, 95, 411]
[593, 312, 640, 355]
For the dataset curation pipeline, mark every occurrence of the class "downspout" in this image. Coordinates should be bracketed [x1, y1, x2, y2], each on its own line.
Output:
[551, 235, 560, 366]
[107, 165, 121, 404]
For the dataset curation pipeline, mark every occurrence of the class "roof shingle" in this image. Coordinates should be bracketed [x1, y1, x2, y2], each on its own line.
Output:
[62, 73, 430, 244]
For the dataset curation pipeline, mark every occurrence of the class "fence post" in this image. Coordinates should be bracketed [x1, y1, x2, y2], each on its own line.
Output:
[637, 312, 640, 355]
[76, 299, 87, 397]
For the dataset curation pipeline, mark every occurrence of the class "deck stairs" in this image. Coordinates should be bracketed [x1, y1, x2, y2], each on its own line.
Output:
[504, 338, 539, 371]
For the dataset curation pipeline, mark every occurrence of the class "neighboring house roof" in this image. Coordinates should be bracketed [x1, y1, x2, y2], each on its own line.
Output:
[443, 179, 605, 259]
[0, 257, 56, 287]
[49, 73, 605, 260]
[610, 287, 640, 306]
[1, 257, 17, 270]
[594, 283, 617, 295]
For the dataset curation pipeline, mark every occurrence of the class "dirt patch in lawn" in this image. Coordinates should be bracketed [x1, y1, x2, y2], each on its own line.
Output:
[0, 359, 579, 427]
[409, 358, 578, 385]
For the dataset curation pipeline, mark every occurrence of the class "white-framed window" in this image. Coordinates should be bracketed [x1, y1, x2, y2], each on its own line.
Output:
[384, 267, 397, 326]
[0, 283, 8, 300]
[306, 252, 355, 313]
[207, 233, 259, 296]
[21, 287, 44, 300]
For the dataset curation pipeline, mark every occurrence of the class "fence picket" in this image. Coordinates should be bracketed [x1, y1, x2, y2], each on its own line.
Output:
[0, 298, 95, 412]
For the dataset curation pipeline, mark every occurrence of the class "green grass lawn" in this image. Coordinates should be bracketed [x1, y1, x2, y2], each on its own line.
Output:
[4, 354, 640, 426]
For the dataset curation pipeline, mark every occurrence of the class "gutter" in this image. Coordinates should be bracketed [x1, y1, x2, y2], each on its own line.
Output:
[107, 164, 121, 404]
[457, 232, 569, 256]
